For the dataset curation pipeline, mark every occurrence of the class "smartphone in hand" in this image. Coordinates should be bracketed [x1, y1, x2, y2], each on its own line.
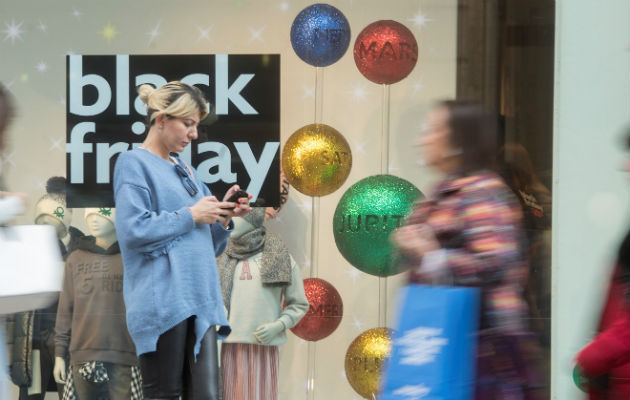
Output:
[222, 190, 249, 210]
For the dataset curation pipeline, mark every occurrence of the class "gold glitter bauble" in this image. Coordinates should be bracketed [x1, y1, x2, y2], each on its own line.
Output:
[344, 327, 393, 399]
[281, 123, 352, 197]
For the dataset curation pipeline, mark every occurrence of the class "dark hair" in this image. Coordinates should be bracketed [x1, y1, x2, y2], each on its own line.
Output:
[0, 83, 16, 144]
[497, 143, 537, 190]
[440, 100, 498, 173]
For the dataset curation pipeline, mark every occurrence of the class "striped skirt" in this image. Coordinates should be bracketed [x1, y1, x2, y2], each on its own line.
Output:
[221, 343, 279, 400]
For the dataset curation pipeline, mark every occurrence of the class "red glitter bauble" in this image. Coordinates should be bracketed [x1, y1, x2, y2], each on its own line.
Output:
[290, 278, 343, 341]
[353, 20, 418, 85]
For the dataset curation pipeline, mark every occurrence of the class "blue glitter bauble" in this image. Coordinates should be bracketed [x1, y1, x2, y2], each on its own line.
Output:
[290, 3, 351, 67]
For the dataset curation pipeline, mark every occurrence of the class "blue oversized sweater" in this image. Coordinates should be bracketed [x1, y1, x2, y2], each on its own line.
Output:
[113, 147, 231, 356]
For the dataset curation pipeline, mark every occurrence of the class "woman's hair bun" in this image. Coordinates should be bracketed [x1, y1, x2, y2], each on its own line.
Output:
[137, 84, 156, 104]
[46, 176, 67, 195]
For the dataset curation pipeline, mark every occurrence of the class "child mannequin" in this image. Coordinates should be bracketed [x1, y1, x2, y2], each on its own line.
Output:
[53, 208, 138, 399]
[34, 177, 84, 258]
[7, 177, 83, 400]
[217, 208, 308, 400]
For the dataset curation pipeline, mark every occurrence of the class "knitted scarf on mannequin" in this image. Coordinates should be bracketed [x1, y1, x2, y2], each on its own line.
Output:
[218, 210, 292, 313]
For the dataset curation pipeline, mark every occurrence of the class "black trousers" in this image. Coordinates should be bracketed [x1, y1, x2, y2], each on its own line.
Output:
[18, 331, 63, 400]
[138, 317, 219, 400]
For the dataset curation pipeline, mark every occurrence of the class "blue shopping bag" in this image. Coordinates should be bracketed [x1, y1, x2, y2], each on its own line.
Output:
[380, 285, 480, 400]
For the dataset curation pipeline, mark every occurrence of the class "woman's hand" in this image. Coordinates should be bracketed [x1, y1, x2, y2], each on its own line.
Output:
[222, 185, 252, 219]
[188, 196, 238, 227]
[392, 223, 440, 261]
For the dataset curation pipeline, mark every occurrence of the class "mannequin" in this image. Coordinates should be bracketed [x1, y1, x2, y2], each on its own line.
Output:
[217, 208, 308, 400]
[7, 177, 83, 400]
[53, 208, 139, 399]
[33, 177, 84, 257]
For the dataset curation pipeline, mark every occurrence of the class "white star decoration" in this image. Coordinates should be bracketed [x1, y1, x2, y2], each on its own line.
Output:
[408, 9, 432, 29]
[1, 151, 16, 168]
[37, 21, 47, 32]
[248, 26, 265, 43]
[147, 21, 161, 46]
[35, 61, 48, 73]
[48, 137, 63, 151]
[2, 19, 26, 44]
[411, 77, 424, 95]
[279, 1, 290, 12]
[352, 315, 363, 331]
[197, 25, 213, 42]
[72, 9, 82, 20]
[348, 136, 368, 156]
[354, 141, 367, 155]
[301, 84, 315, 100]
[301, 252, 312, 270]
[347, 82, 369, 102]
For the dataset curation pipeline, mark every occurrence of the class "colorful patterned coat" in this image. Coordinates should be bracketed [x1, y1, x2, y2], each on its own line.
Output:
[406, 171, 547, 399]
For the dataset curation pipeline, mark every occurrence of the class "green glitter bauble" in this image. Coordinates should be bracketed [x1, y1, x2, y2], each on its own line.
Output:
[333, 175, 422, 277]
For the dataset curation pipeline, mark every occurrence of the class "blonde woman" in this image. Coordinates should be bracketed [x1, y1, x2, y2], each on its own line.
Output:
[113, 81, 251, 400]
